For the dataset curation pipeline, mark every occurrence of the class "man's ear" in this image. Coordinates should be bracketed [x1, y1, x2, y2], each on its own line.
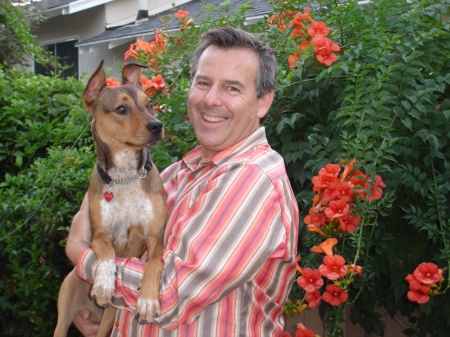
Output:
[256, 90, 275, 119]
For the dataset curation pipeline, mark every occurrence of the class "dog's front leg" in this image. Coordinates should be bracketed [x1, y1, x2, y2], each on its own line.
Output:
[136, 234, 164, 324]
[90, 230, 116, 308]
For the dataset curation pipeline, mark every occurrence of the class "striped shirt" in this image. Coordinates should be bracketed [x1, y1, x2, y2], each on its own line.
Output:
[77, 127, 299, 336]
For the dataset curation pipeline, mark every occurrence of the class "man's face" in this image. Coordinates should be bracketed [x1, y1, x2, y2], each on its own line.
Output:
[188, 45, 274, 159]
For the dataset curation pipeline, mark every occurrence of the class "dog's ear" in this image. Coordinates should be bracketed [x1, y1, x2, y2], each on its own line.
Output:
[121, 63, 146, 89]
[83, 60, 106, 111]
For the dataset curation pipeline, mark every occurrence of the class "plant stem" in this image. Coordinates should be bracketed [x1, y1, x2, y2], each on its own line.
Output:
[430, 155, 450, 294]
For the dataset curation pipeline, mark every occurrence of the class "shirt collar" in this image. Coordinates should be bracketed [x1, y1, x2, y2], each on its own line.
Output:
[182, 127, 269, 171]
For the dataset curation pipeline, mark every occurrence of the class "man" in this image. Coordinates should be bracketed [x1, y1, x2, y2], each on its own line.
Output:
[67, 27, 299, 336]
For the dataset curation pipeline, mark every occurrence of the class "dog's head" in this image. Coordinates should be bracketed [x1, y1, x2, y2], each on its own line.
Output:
[82, 61, 164, 151]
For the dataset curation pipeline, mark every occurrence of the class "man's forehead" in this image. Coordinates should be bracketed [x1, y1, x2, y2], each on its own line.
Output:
[197, 48, 258, 75]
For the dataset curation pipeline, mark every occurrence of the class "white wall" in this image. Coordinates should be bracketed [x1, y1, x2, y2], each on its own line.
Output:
[31, 0, 193, 81]
[105, 0, 192, 28]
[32, 6, 105, 79]
[79, 42, 130, 81]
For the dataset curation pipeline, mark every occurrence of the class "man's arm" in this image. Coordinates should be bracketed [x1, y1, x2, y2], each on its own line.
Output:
[66, 192, 91, 265]
[65, 193, 101, 336]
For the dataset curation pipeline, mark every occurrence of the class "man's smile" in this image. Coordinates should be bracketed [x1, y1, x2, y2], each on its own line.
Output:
[201, 113, 229, 123]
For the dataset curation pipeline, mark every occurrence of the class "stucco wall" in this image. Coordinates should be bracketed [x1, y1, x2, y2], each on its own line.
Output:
[32, 5, 105, 79]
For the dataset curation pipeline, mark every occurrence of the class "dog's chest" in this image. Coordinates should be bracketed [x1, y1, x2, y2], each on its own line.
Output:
[98, 151, 154, 246]
[99, 184, 153, 245]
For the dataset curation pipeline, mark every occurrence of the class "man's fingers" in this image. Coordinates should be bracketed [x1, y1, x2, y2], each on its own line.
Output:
[73, 309, 99, 337]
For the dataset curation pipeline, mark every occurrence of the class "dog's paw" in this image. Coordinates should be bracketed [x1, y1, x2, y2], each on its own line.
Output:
[91, 259, 116, 307]
[135, 296, 160, 324]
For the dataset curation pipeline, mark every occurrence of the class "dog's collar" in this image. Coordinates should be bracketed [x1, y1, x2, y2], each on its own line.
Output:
[96, 148, 152, 187]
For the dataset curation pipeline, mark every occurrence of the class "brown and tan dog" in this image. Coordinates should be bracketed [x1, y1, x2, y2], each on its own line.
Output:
[54, 61, 168, 337]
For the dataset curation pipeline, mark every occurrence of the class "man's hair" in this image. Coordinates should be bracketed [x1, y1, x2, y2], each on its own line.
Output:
[190, 27, 277, 98]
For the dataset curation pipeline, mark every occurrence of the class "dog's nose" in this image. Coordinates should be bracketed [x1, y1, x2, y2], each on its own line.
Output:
[147, 121, 163, 134]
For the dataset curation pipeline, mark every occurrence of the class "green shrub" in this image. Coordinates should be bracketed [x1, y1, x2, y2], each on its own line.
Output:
[0, 1, 47, 69]
[261, 0, 450, 336]
[0, 67, 90, 178]
[0, 145, 94, 336]
[0, 67, 93, 335]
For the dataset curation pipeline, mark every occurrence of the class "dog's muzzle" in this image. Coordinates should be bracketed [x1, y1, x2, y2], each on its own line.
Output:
[147, 121, 163, 135]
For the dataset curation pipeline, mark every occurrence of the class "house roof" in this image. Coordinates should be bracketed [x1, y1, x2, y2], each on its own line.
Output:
[26, 0, 114, 17]
[76, 0, 272, 48]
[27, 0, 74, 10]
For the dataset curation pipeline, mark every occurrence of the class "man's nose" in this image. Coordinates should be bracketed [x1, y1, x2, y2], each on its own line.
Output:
[203, 85, 222, 106]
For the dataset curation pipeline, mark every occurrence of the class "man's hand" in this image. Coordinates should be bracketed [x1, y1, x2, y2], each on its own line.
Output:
[66, 192, 91, 265]
[73, 309, 99, 337]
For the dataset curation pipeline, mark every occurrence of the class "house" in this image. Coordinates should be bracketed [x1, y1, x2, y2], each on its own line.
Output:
[27, 0, 272, 79]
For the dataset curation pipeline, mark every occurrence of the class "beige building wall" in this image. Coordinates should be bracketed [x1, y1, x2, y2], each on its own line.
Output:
[33, 5, 105, 78]
[105, 0, 191, 28]
[31, 0, 193, 80]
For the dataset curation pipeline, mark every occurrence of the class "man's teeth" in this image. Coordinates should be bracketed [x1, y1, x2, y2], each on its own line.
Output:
[202, 114, 228, 122]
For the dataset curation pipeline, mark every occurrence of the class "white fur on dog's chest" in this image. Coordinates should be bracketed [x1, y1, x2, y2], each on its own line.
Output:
[100, 183, 154, 246]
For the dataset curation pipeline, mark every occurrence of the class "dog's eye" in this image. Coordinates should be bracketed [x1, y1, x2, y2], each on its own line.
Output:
[115, 105, 127, 115]
[147, 100, 154, 110]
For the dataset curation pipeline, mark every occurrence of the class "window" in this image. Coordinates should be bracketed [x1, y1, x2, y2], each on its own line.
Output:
[35, 40, 78, 78]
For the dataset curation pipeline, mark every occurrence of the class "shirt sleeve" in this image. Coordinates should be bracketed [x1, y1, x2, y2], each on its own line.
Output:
[77, 161, 291, 330]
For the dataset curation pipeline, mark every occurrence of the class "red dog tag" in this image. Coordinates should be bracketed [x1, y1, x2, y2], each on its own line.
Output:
[103, 191, 114, 202]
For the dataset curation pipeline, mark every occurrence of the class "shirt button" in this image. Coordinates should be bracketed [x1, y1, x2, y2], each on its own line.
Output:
[115, 321, 120, 328]
[188, 175, 194, 181]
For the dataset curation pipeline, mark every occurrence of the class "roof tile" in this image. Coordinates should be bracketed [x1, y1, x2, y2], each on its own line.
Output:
[76, 0, 271, 47]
